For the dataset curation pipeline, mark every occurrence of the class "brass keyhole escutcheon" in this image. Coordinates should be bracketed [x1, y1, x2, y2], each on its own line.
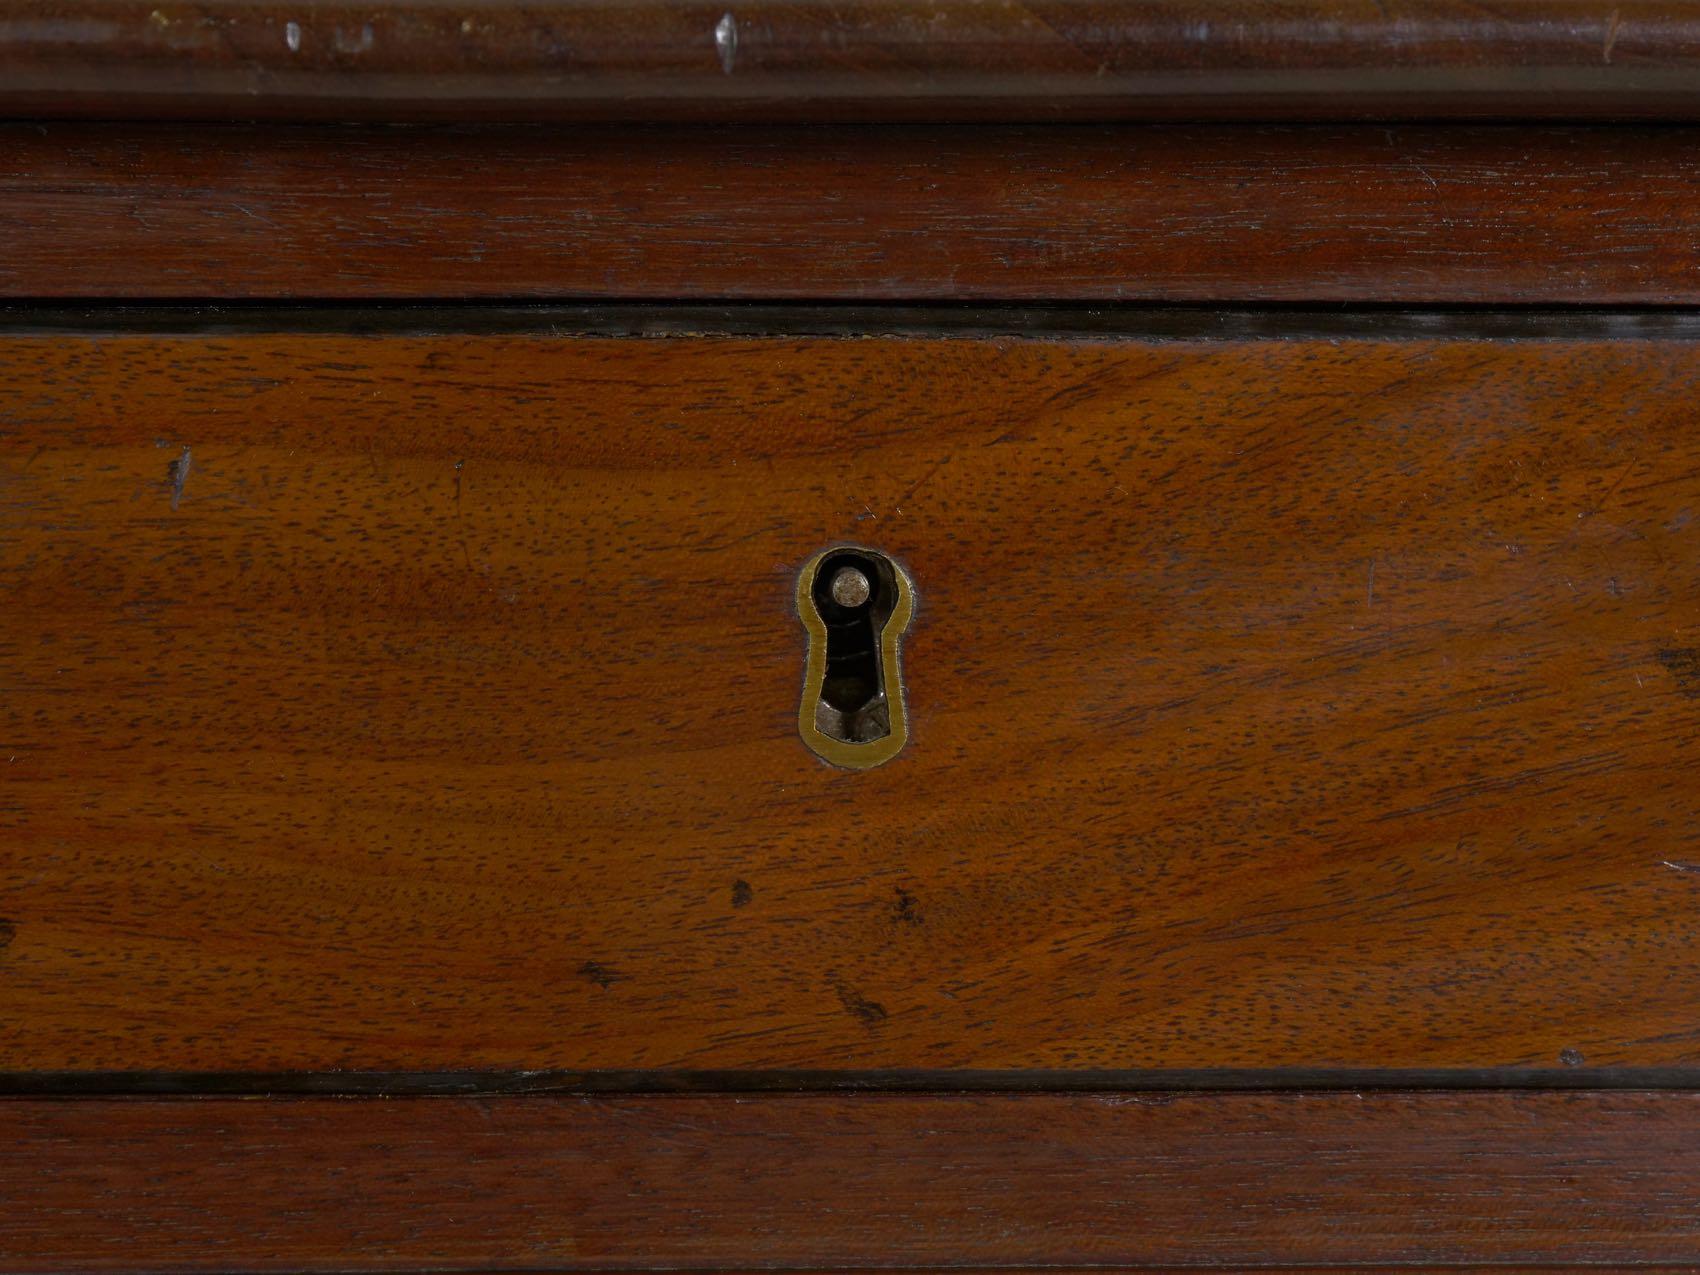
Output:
[796, 546, 915, 769]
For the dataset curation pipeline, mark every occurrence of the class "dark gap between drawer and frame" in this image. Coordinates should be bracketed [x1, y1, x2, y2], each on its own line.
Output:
[11, 300, 1700, 341]
[3, 1068, 1700, 1097]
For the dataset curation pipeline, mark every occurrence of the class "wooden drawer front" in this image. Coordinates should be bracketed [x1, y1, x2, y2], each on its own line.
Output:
[3, 319, 1699, 1076]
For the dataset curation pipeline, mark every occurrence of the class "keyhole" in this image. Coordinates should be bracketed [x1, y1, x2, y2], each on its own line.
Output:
[797, 546, 914, 768]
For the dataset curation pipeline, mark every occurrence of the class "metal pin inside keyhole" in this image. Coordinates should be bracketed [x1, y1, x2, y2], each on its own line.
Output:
[796, 546, 914, 769]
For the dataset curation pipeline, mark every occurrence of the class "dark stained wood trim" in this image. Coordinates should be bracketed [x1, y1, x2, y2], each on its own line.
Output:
[6, 1092, 1700, 1271]
[5, 124, 1700, 303]
[3, 1, 1700, 122]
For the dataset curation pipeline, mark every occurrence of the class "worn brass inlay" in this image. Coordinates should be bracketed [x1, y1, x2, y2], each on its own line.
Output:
[796, 546, 914, 769]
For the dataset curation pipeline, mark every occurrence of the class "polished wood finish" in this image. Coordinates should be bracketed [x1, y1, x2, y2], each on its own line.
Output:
[6, 9, 1699, 1263]
[4, 0, 1700, 122]
[7, 1091, 1700, 1271]
[5, 123, 1700, 303]
[5, 323, 1700, 1074]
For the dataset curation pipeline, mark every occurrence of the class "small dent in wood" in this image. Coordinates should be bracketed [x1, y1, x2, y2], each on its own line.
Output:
[333, 23, 374, 54]
[893, 886, 921, 925]
[578, 961, 620, 990]
[1654, 647, 1700, 697]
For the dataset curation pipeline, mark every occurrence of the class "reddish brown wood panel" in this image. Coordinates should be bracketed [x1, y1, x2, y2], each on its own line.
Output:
[4, 124, 1700, 301]
[5, 1092, 1700, 1271]
[4, 327, 1700, 1073]
[3, 0, 1699, 122]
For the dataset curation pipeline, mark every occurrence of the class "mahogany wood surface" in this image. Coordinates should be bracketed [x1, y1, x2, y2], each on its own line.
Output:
[7, 18, 1700, 1267]
[7, 1091, 1700, 1271]
[4, 321, 1700, 1075]
[4, 0, 1700, 122]
[6, 123, 1700, 302]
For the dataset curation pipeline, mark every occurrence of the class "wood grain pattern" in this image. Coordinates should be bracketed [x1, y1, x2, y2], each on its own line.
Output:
[4, 324, 1700, 1074]
[6, 124, 1700, 302]
[6, 1092, 1700, 1271]
[4, 0, 1700, 122]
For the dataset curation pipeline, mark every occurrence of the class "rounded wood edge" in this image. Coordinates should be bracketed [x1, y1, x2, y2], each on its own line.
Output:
[4, 0, 1700, 121]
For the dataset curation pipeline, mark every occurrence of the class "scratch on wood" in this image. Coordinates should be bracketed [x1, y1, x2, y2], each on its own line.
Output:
[1578, 456, 1639, 525]
[893, 455, 949, 516]
[832, 977, 889, 1027]
[167, 445, 191, 509]
[453, 458, 474, 571]
[714, 12, 737, 73]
